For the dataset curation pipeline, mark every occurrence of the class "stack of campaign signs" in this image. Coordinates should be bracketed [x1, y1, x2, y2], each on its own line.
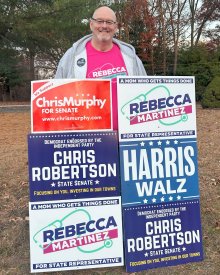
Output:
[117, 76, 203, 272]
[28, 77, 203, 273]
[28, 79, 124, 273]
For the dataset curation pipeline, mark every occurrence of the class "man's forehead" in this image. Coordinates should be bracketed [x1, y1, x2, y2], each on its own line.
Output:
[93, 7, 116, 20]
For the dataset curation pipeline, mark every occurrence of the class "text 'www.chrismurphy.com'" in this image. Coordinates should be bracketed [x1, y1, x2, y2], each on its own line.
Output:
[42, 115, 103, 122]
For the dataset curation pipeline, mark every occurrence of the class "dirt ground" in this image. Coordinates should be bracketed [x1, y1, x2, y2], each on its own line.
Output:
[0, 104, 219, 275]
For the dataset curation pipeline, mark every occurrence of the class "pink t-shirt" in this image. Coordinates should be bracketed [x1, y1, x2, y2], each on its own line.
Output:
[86, 41, 127, 130]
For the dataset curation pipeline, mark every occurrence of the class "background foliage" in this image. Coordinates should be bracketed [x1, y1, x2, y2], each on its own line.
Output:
[201, 76, 220, 108]
[0, 0, 219, 106]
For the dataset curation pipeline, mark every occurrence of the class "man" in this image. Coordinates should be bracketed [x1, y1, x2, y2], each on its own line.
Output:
[55, 6, 146, 129]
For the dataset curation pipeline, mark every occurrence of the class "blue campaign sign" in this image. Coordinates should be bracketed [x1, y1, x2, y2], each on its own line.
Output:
[123, 200, 203, 272]
[28, 132, 120, 202]
[120, 137, 200, 206]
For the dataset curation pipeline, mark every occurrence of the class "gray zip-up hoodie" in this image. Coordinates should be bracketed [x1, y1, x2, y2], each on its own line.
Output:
[55, 34, 147, 78]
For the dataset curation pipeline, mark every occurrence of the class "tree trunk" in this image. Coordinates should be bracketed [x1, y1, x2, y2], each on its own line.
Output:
[29, 50, 35, 81]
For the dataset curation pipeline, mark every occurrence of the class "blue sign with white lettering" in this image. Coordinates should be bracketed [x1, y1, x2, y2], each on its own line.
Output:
[123, 200, 203, 272]
[120, 138, 200, 206]
[28, 132, 120, 202]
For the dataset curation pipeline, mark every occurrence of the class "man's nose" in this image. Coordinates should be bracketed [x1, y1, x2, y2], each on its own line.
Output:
[102, 21, 108, 26]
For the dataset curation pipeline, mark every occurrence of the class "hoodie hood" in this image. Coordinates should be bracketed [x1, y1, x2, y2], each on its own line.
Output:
[73, 33, 137, 58]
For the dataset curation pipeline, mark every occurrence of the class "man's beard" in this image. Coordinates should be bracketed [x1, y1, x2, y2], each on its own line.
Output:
[96, 30, 112, 42]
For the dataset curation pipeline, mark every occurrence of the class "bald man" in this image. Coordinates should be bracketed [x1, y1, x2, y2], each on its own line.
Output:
[55, 6, 147, 130]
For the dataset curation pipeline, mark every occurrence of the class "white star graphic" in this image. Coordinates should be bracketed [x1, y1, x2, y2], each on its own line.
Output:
[174, 140, 179, 144]
[140, 142, 145, 146]
[143, 199, 148, 204]
[51, 182, 56, 187]
[149, 141, 154, 146]
[157, 140, 162, 146]
[161, 196, 165, 202]
[169, 196, 173, 201]
[152, 198, 157, 203]
[182, 247, 186, 251]
[144, 252, 149, 257]
[166, 140, 170, 145]
[177, 195, 181, 200]
[95, 180, 100, 184]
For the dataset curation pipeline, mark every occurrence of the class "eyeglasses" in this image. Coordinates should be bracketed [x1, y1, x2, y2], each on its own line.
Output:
[91, 17, 117, 26]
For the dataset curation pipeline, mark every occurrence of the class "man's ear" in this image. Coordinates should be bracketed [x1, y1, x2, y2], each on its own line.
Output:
[114, 23, 118, 35]
[89, 20, 94, 32]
